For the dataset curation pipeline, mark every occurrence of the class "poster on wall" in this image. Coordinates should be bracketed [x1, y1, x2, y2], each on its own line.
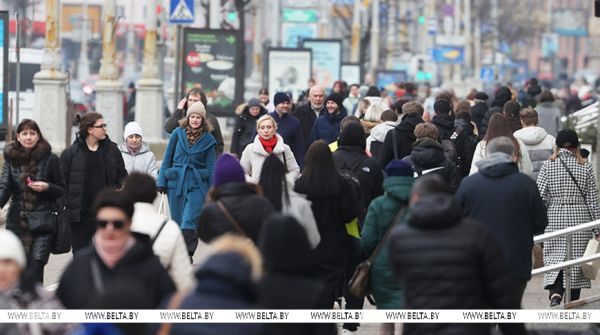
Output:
[267, 48, 312, 102]
[181, 28, 243, 116]
[0, 11, 7, 131]
[301, 39, 342, 89]
[341, 63, 361, 85]
[376, 70, 408, 90]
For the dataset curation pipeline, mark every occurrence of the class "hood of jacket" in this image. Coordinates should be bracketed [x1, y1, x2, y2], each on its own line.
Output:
[324, 108, 348, 123]
[476, 152, 519, 178]
[382, 176, 413, 202]
[396, 113, 423, 134]
[194, 251, 256, 303]
[118, 141, 151, 155]
[410, 138, 446, 168]
[93, 232, 156, 269]
[240, 105, 268, 119]
[454, 118, 471, 132]
[370, 122, 397, 143]
[4, 139, 52, 165]
[514, 127, 549, 146]
[213, 182, 259, 199]
[432, 114, 455, 132]
[408, 193, 463, 229]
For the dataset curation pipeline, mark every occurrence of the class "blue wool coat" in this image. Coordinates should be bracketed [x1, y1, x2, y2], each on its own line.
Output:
[310, 110, 347, 144]
[157, 127, 216, 230]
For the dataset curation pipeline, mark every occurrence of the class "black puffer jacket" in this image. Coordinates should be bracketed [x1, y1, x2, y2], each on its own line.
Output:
[380, 113, 423, 168]
[230, 106, 267, 156]
[403, 138, 460, 192]
[333, 146, 384, 209]
[0, 141, 64, 263]
[453, 119, 480, 179]
[60, 135, 128, 224]
[480, 86, 512, 137]
[432, 113, 455, 140]
[389, 194, 526, 335]
[197, 182, 274, 243]
[470, 101, 488, 135]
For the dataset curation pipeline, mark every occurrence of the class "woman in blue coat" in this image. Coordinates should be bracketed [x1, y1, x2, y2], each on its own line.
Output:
[158, 102, 216, 258]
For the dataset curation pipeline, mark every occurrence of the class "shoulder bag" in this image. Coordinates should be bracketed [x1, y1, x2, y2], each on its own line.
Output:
[348, 204, 407, 298]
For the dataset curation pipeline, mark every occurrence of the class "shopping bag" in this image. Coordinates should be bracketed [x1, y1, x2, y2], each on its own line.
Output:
[156, 193, 171, 220]
[582, 238, 600, 280]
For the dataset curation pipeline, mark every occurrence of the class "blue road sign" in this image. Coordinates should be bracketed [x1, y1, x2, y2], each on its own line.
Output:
[169, 0, 195, 24]
[480, 67, 494, 82]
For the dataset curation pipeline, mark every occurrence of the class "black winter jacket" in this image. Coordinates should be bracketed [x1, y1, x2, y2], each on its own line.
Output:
[333, 146, 384, 209]
[56, 233, 176, 309]
[60, 136, 128, 225]
[230, 106, 267, 156]
[453, 119, 480, 178]
[380, 113, 423, 168]
[470, 101, 488, 135]
[403, 138, 461, 192]
[432, 113, 455, 140]
[293, 103, 326, 153]
[456, 162, 548, 280]
[0, 141, 64, 263]
[197, 183, 274, 243]
[165, 108, 225, 156]
[389, 194, 527, 335]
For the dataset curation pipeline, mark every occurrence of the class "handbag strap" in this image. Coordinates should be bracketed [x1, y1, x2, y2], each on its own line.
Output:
[367, 204, 407, 263]
[558, 155, 593, 218]
[216, 201, 246, 237]
[151, 219, 169, 246]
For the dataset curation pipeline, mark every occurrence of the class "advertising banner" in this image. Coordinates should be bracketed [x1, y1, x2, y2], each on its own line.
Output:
[181, 28, 243, 115]
[267, 48, 312, 102]
[552, 9, 588, 36]
[341, 63, 361, 85]
[432, 45, 464, 64]
[376, 70, 408, 89]
[282, 23, 317, 48]
[301, 39, 342, 89]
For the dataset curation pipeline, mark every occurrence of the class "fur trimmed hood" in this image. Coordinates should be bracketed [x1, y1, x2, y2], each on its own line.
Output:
[4, 140, 52, 166]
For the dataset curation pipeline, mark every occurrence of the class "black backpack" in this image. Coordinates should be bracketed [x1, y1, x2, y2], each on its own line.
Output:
[339, 155, 369, 226]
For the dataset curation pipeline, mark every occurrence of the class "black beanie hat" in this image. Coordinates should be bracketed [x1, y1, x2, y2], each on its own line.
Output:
[339, 121, 366, 149]
[556, 129, 579, 149]
[325, 93, 344, 110]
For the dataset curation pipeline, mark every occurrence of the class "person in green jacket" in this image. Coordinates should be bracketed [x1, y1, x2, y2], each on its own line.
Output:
[360, 160, 413, 334]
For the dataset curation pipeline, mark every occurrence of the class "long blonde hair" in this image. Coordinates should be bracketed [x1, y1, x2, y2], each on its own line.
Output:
[549, 146, 587, 165]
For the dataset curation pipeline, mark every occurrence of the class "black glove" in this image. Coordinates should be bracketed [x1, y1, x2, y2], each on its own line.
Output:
[157, 187, 167, 194]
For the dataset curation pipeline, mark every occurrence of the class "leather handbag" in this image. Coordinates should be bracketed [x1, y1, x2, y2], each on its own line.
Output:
[27, 209, 55, 233]
[348, 204, 407, 298]
[51, 197, 71, 254]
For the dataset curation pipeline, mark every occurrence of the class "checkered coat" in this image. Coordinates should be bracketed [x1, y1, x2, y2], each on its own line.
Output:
[537, 149, 600, 289]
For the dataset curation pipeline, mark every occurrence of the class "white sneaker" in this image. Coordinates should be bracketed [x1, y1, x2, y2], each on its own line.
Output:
[341, 329, 357, 335]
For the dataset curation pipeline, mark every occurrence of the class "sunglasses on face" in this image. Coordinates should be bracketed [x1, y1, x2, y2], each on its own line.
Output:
[92, 124, 108, 129]
[96, 219, 126, 229]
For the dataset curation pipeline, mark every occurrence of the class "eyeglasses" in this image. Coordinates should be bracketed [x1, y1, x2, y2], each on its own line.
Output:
[96, 219, 126, 229]
[91, 124, 108, 129]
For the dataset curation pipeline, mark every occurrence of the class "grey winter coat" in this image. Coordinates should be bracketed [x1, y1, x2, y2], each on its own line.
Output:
[119, 142, 158, 179]
[537, 149, 600, 290]
[514, 127, 555, 181]
[536, 102, 562, 138]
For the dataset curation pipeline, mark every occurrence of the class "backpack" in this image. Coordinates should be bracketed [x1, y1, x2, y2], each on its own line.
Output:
[339, 155, 369, 226]
[441, 137, 458, 163]
[451, 127, 480, 175]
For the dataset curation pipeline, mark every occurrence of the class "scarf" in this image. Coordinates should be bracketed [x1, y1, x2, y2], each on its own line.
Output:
[259, 136, 278, 153]
[186, 126, 202, 148]
[94, 234, 135, 269]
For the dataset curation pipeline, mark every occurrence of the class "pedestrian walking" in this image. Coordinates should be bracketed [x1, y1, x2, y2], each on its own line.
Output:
[504, 100, 522, 133]
[366, 110, 398, 160]
[259, 154, 320, 248]
[240, 114, 300, 184]
[0, 119, 65, 282]
[536, 90, 562, 138]
[380, 101, 424, 168]
[452, 111, 480, 179]
[119, 121, 158, 178]
[61, 112, 128, 252]
[480, 86, 513, 137]
[311, 93, 348, 144]
[230, 98, 268, 158]
[56, 190, 176, 309]
[122, 173, 195, 292]
[514, 108, 555, 180]
[537, 129, 600, 306]
[470, 91, 489, 135]
[198, 154, 274, 244]
[157, 101, 216, 258]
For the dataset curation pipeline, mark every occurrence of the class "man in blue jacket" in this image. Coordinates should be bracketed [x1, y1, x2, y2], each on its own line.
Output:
[311, 93, 347, 144]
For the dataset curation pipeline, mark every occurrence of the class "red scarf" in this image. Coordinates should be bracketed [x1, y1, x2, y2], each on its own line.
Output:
[259, 136, 278, 153]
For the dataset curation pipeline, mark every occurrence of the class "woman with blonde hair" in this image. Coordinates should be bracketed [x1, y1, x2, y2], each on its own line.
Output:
[240, 114, 300, 184]
[537, 129, 600, 307]
[157, 101, 216, 259]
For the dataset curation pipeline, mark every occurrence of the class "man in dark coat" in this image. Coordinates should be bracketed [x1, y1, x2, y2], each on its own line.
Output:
[470, 91, 488, 135]
[456, 136, 548, 301]
[164, 88, 224, 155]
[293, 86, 326, 153]
[57, 190, 175, 309]
[311, 93, 347, 144]
[197, 154, 274, 243]
[403, 137, 461, 192]
[480, 86, 512, 137]
[390, 175, 527, 335]
[432, 98, 455, 140]
[380, 101, 424, 168]
[230, 98, 268, 157]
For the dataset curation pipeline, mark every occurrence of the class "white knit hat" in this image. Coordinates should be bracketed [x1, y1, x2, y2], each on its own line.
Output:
[186, 101, 207, 118]
[0, 230, 26, 269]
[124, 121, 143, 140]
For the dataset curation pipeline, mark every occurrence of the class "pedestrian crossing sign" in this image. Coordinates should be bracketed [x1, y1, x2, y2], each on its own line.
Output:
[169, 0, 195, 24]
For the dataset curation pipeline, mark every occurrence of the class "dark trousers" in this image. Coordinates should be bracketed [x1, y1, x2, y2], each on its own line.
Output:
[71, 223, 96, 253]
[182, 229, 199, 258]
[546, 270, 581, 300]
[342, 237, 364, 331]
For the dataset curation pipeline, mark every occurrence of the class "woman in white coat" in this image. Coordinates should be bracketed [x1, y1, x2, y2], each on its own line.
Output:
[259, 154, 320, 248]
[470, 113, 532, 175]
[240, 114, 300, 183]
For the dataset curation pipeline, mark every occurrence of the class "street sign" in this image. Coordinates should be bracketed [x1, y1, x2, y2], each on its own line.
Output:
[282, 9, 318, 23]
[169, 0, 194, 24]
[480, 67, 494, 82]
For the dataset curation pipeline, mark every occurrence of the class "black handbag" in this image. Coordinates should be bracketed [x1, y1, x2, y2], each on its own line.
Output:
[27, 209, 55, 233]
[51, 197, 71, 254]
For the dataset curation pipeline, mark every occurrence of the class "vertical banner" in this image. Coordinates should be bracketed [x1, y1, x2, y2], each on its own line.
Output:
[341, 63, 362, 85]
[181, 28, 243, 116]
[301, 39, 342, 90]
[0, 11, 7, 129]
[267, 48, 312, 102]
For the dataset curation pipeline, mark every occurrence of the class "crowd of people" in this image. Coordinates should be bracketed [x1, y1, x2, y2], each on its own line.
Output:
[0, 76, 599, 335]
